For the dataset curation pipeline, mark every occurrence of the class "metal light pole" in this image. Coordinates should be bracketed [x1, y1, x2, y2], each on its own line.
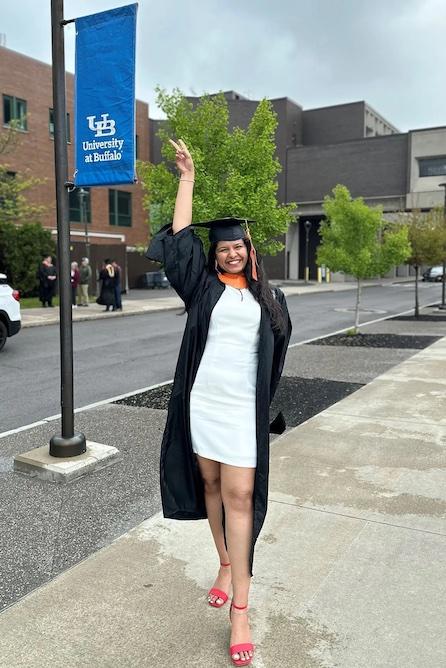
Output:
[438, 182, 446, 310]
[78, 187, 90, 261]
[49, 0, 86, 457]
[304, 220, 312, 284]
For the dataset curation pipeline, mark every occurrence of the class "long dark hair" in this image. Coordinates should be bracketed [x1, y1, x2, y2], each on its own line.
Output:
[208, 239, 286, 334]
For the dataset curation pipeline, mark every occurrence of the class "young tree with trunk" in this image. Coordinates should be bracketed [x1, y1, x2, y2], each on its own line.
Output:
[402, 208, 446, 317]
[317, 185, 411, 333]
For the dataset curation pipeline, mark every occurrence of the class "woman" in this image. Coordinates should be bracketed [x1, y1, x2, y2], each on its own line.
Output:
[96, 259, 116, 312]
[70, 261, 80, 308]
[37, 255, 57, 307]
[146, 139, 292, 666]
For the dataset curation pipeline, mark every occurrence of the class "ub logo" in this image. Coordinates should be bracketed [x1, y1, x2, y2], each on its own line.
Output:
[86, 113, 116, 137]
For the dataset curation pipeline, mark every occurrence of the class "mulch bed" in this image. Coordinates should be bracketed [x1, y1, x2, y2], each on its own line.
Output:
[391, 315, 446, 322]
[115, 376, 364, 431]
[115, 383, 172, 410]
[270, 376, 364, 429]
[308, 333, 441, 349]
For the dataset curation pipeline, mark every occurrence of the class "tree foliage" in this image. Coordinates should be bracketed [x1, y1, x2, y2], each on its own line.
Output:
[0, 165, 47, 226]
[317, 185, 411, 278]
[138, 88, 296, 255]
[404, 208, 445, 267]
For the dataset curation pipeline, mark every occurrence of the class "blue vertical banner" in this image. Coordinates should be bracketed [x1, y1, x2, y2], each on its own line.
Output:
[74, 4, 137, 187]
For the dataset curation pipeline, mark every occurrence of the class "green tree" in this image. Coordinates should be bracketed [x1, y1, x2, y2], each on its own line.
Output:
[0, 119, 22, 156]
[0, 165, 46, 226]
[0, 120, 51, 293]
[0, 220, 55, 295]
[402, 208, 446, 317]
[317, 184, 411, 333]
[138, 88, 295, 256]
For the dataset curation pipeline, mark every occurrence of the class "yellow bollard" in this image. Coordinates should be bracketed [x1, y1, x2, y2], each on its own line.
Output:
[317, 267, 322, 283]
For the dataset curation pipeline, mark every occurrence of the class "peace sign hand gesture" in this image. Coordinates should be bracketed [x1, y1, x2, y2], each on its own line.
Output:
[169, 138, 194, 178]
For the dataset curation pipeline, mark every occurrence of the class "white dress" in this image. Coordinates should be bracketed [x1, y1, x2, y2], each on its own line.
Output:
[190, 285, 261, 467]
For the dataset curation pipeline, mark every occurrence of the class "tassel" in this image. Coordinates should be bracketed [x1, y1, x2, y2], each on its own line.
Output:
[250, 246, 258, 281]
[244, 221, 259, 281]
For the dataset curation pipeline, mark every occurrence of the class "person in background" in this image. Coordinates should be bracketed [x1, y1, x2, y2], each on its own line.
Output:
[37, 255, 57, 307]
[70, 261, 80, 308]
[97, 259, 116, 312]
[79, 257, 92, 307]
[111, 259, 122, 311]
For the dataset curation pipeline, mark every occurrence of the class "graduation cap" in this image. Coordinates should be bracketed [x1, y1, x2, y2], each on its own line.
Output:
[192, 217, 255, 243]
[192, 217, 259, 280]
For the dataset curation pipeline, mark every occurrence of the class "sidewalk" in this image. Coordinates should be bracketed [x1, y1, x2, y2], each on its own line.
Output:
[20, 277, 414, 328]
[0, 334, 444, 666]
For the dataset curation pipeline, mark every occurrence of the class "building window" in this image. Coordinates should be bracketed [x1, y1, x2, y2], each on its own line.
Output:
[3, 94, 27, 130]
[109, 189, 132, 227]
[418, 157, 446, 177]
[49, 109, 71, 142]
[69, 187, 91, 223]
[135, 134, 139, 158]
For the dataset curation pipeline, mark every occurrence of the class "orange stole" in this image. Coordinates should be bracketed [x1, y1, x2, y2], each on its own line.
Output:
[217, 272, 248, 289]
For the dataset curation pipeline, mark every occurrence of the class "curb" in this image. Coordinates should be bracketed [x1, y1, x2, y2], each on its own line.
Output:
[21, 303, 184, 328]
[20, 280, 415, 329]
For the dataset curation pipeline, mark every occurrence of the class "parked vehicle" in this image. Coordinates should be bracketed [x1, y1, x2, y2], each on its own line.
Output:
[139, 270, 170, 289]
[0, 273, 21, 352]
[422, 265, 444, 282]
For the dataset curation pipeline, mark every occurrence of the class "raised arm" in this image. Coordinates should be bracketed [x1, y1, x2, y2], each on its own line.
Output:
[169, 139, 195, 234]
[145, 139, 207, 308]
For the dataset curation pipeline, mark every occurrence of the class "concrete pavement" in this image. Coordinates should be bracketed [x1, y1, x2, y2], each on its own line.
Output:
[20, 277, 415, 328]
[0, 335, 444, 666]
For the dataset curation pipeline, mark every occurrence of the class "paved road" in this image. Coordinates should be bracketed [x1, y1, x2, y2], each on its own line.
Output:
[0, 282, 441, 433]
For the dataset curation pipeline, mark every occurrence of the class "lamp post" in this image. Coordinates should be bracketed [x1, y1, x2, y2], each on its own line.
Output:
[304, 220, 312, 284]
[438, 182, 446, 310]
[78, 187, 90, 261]
[49, 0, 86, 457]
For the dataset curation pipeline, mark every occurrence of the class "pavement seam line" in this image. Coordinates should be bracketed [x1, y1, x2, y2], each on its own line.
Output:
[297, 519, 372, 616]
[269, 498, 446, 537]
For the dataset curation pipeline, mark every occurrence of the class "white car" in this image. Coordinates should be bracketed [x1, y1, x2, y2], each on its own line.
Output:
[0, 273, 21, 352]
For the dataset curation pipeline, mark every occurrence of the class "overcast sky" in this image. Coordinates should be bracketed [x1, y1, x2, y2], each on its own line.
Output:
[1, 0, 444, 131]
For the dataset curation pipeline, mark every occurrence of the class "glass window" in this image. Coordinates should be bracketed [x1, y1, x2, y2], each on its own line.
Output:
[109, 189, 132, 226]
[3, 94, 27, 130]
[418, 157, 446, 177]
[49, 109, 71, 142]
[69, 187, 91, 223]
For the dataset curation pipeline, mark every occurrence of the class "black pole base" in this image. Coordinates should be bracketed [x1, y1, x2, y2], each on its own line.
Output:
[49, 432, 87, 458]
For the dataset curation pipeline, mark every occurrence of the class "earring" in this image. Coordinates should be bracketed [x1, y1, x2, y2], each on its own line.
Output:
[215, 259, 221, 274]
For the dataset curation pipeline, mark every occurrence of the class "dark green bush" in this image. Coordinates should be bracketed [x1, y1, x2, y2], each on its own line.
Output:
[0, 221, 56, 295]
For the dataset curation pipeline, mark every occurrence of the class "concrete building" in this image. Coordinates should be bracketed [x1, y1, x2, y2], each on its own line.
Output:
[0, 46, 151, 288]
[150, 92, 410, 280]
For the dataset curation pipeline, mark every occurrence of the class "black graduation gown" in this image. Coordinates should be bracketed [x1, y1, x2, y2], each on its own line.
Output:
[97, 269, 116, 307]
[146, 224, 292, 575]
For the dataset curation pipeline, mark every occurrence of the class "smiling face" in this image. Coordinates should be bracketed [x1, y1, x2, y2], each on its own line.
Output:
[215, 238, 248, 274]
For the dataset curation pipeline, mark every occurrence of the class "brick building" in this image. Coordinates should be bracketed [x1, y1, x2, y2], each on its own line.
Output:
[0, 46, 151, 289]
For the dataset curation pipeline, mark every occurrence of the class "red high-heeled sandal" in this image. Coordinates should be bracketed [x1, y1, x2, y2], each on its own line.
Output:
[229, 601, 255, 666]
[207, 562, 231, 608]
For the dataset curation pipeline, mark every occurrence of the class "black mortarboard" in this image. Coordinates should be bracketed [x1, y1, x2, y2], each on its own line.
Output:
[192, 217, 255, 243]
